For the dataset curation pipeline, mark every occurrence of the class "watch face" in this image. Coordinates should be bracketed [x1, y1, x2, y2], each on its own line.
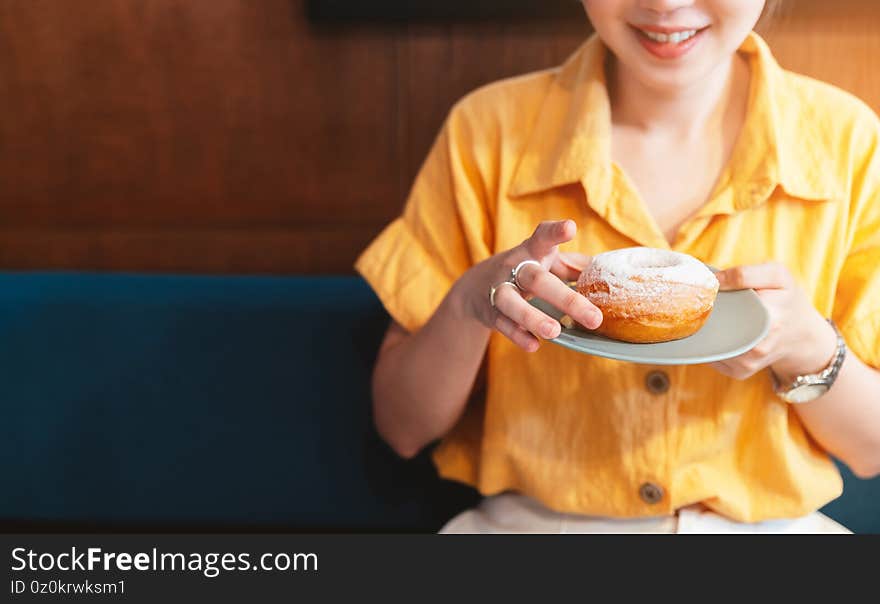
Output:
[787, 383, 830, 404]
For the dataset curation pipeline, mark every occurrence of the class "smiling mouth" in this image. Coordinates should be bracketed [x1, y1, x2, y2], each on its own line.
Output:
[632, 25, 710, 45]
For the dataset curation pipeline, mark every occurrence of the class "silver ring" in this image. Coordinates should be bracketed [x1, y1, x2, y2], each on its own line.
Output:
[489, 281, 519, 309]
[511, 260, 542, 290]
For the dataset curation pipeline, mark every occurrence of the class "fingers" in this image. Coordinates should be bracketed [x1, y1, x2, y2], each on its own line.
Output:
[715, 262, 793, 291]
[709, 335, 785, 380]
[709, 361, 738, 379]
[521, 220, 577, 261]
[550, 251, 592, 283]
[493, 312, 541, 353]
[492, 282, 563, 341]
[513, 259, 603, 330]
[490, 219, 597, 350]
[710, 356, 766, 380]
[557, 252, 592, 272]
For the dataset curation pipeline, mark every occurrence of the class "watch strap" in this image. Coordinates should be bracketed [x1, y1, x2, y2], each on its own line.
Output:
[772, 319, 846, 404]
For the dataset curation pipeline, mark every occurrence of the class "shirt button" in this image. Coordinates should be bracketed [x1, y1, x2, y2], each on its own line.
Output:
[645, 370, 670, 395]
[639, 482, 664, 505]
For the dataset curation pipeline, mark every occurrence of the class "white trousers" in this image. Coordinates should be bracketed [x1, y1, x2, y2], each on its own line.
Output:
[439, 492, 852, 534]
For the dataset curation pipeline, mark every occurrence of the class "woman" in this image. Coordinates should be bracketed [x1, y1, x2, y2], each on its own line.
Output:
[355, 0, 880, 533]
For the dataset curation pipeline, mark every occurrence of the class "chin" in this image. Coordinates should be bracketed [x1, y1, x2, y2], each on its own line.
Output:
[614, 39, 724, 93]
[619, 57, 702, 90]
[634, 65, 708, 91]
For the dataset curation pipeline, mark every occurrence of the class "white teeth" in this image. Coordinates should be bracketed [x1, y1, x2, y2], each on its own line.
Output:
[642, 29, 697, 44]
[653, 32, 669, 43]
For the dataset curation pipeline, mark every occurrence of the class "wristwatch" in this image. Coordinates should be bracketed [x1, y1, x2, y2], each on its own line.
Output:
[771, 319, 847, 404]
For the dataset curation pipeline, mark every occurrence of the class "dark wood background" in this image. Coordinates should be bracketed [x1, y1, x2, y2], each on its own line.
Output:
[0, 0, 878, 274]
[306, 0, 585, 21]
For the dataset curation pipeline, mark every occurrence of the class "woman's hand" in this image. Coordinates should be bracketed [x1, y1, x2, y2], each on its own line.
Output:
[371, 218, 602, 457]
[710, 262, 838, 383]
[453, 219, 603, 353]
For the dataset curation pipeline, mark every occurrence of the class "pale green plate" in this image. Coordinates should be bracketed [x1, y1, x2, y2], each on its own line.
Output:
[529, 289, 770, 365]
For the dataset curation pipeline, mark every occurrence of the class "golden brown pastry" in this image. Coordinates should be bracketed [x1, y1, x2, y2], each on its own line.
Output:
[576, 247, 719, 344]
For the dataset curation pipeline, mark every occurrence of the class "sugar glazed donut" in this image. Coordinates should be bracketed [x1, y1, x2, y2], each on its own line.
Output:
[576, 247, 720, 344]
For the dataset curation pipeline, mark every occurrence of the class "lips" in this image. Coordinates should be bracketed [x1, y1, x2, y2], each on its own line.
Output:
[630, 25, 710, 60]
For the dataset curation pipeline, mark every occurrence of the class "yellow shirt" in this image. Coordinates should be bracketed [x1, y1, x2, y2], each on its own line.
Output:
[354, 32, 880, 522]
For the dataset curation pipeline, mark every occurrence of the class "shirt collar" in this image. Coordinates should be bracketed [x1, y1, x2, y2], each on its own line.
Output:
[508, 32, 844, 210]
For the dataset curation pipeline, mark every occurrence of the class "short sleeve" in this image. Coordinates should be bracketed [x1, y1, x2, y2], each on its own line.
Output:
[354, 104, 495, 333]
[833, 125, 880, 368]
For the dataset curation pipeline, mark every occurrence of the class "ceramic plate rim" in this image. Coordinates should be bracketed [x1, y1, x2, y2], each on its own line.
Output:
[532, 289, 771, 365]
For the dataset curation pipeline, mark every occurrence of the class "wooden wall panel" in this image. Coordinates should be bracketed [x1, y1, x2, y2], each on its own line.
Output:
[0, 1, 400, 229]
[762, 0, 880, 111]
[0, 0, 877, 274]
[398, 20, 588, 196]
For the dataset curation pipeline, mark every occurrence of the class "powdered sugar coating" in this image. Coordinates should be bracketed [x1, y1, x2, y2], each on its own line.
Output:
[587, 247, 718, 289]
[577, 247, 719, 318]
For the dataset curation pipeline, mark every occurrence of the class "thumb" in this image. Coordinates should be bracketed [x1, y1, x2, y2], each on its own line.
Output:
[550, 252, 592, 282]
[557, 252, 592, 272]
